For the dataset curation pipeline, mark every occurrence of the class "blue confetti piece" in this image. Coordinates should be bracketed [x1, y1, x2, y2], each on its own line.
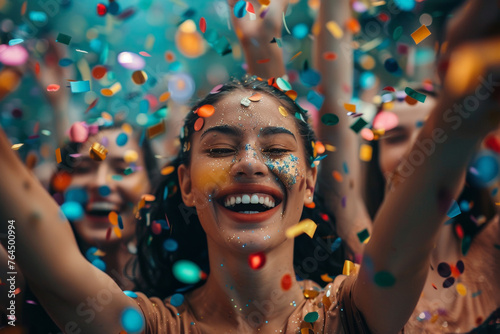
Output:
[394, 0, 415, 11]
[116, 133, 128, 146]
[124, 290, 138, 298]
[447, 200, 461, 218]
[61, 201, 84, 221]
[300, 69, 321, 87]
[98, 185, 111, 197]
[29, 11, 47, 22]
[8, 39, 24, 46]
[92, 258, 106, 271]
[139, 99, 149, 114]
[292, 23, 309, 39]
[307, 91, 324, 110]
[121, 307, 144, 334]
[234, 0, 247, 18]
[459, 200, 470, 212]
[163, 238, 178, 252]
[118, 215, 124, 230]
[58, 58, 73, 67]
[70, 81, 90, 93]
[170, 293, 184, 307]
[471, 290, 482, 298]
[111, 175, 123, 181]
[468, 152, 500, 187]
[65, 187, 88, 204]
[331, 237, 342, 252]
[163, 186, 169, 200]
[85, 247, 99, 262]
[359, 71, 376, 89]
[343, 162, 349, 174]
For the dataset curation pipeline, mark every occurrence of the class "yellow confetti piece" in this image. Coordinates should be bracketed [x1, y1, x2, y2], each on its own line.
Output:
[121, 123, 133, 134]
[326, 21, 343, 39]
[89, 143, 108, 161]
[93, 249, 106, 257]
[113, 226, 122, 238]
[147, 120, 166, 139]
[285, 219, 317, 239]
[289, 51, 302, 62]
[123, 150, 139, 163]
[359, 144, 373, 162]
[145, 33, 155, 51]
[279, 106, 288, 117]
[320, 273, 334, 282]
[11, 143, 24, 150]
[456, 283, 467, 296]
[303, 289, 319, 299]
[344, 103, 356, 113]
[322, 295, 331, 310]
[325, 144, 336, 152]
[161, 165, 175, 176]
[342, 260, 360, 276]
[55, 148, 62, 163]
[101, 111, 113, 121]
[411, 25, 431, 44]
[430, 314, 439, 323]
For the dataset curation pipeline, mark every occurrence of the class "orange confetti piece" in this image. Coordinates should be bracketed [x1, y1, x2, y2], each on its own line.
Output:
[345, 18, 360, 34]
[197, 104, 215, 118]
[315, 141, 325, 155]
[404, 95, 418, 105]
[194, 118, 204, 131]
[165, 51, 175, 62]
[108, 211, 118, 225]
[51, 171, 72, 192]
[34, 62, 40, 76]
[332, 170, 343, 182]
[47, 84, 60, 92]
[159, 92, 171, 102]
[113, 226, 122, 238]
[344, 103, 356, 113]
[411, 25, 431, 44]
[55, 148, 62, 164]
[285, 90, 297, 101]
[323, 51, 337, 61]
[249, 93, 262, 102]
[320, 273, 334, 282]
[257, 58, 271, 64]
[289, 51, 302, 62]
[21, 1, 27, 15]
[161, 165, 175, 175]
[304, 201, 316, 209]
[147, 120, 166, 139]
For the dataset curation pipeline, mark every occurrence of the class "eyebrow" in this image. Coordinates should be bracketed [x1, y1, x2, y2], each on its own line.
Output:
[260, 127, 296, 142]
[200, 125, 243, 140]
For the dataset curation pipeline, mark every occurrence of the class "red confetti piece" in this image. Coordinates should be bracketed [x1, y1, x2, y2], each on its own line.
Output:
[139, 51, 151, 57]
[97, 3, 107, 16]
[151, 221, 162, 235]
[34, 62, 40, 76]
[382, 86, 396, 92]
[378, 12, 390, 22]
[194, 118, 204, 131]
[199, 17, 206, 33]
[92, 65, 107, 79]
[485, 135, 500, 154]
[432, 283, 437, 290]
[47, 84, 60, 92]
[323, 52, 337, 61]
[106, 227, 112, 241]
[281, 274, 292, 290]
[246, 2, 255, 14]
[248, 252, 266, 270]
[85, 98, 98, 114]
[455, 224, 464, 239]
[257, 58, 271, 64]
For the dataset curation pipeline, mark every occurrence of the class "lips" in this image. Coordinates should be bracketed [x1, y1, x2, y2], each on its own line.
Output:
[215, 184, 283, 223]
[85, 201, 120, 219]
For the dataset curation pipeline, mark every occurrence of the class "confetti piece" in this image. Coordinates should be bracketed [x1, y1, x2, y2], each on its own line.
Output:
[47, 84, 60, 92]
[234, 0, 247, 18]
[197, 104, 215, 118]
[69, 122, 89, 143]
[447, 200, 461, 218]
[55, 148, 62, 163]
[101, 82, 122, 97]
[61, 201, 84, 221]
[92, 65, 107, 79]
[279, 106, 288, 117]
[373, 111, 399, 131]
[281, 274, 292, 290]
[170, 293, 184, 307]
[56, 33, 72, 45]
[70, 80, 90, 93]
[359, 144, 373, 162]
[147, 120, 166, 139]
[199, 17, 206, 33]
[384, 58, 399, 73]
[282, 12, 291, 34]
[117, 52, 145, 70]
[344, 103, 356, 113]
[163, 239, 178, 252]
[350, 118, 368, 133]
[113, 226, 122, 238]
[172, 260, 202, 284]
[248, 93, 262, 102]
[248, 252, 266, 270]
[374, 271, 396, 287]
[405, 87, 426, 103]
[321, 114, 339, 126]
[21, 1, 27, 15]
[304, 312, 319, 323]
[357, 228, 370, 243]
[121, 308, 144, 334]
[342, 260, 359, 276]
[289, 51, 302, 62]
[323, 51, 337, 61]
[320, 274, 334, 283]
[161, 166, 175, 176]
[330, 237, 342, 252]
[326, 21, 343, 39]
[411, 25, 431, 45]
[11, 143, 23, 150]
[285, 219, 317, 239]
[307, 91, 324, 110]
[456, 283, 467, 296]
[332, 170, 343, 182]
[256, 58, 270, 64]
[89, 142, 108, 161]
[345, 18, 360, 34]
[8, 39, 24, 46]
[132, 70, 148, 85]
[194, 118, 204, 131]
[303, 290, 319, 299]
[159, 92, 171, 102]
[240, 97, 251, 107]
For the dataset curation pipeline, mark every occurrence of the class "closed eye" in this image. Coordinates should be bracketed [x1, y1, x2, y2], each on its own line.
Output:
[207, 148, 236, 156]
[262, 148, 290, 156]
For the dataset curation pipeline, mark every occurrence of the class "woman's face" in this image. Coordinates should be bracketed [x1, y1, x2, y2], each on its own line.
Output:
[178, 90, 317, 253]
[378, 97, 437, 178]
[69, 128, 151, 247]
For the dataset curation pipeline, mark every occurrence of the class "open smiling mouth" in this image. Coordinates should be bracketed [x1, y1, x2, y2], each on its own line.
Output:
[215, 187, 284, 223]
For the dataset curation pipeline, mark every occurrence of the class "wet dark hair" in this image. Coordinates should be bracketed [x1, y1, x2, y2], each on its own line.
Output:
[135, 77, 346, 298]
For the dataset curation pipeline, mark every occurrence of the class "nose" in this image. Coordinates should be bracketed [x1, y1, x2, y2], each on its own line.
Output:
[231, 144, 269, 179]
[88, 162, 112, 194]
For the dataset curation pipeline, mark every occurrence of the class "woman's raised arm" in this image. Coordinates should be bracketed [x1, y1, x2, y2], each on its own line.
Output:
[0, 128, 137, 332]
[353, 1, 500, 332]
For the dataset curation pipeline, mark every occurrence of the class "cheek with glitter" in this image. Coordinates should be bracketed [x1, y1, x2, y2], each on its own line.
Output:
[264, 154, 301, 189]
[192, 162, 232, 199]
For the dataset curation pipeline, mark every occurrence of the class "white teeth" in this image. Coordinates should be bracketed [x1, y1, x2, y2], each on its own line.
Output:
[242, 195, 250, 204]
[250, 194, 259, 204]
[222, 193, 278, 208]
[87, 202, 117, 211]
[240, 211, 259, 214]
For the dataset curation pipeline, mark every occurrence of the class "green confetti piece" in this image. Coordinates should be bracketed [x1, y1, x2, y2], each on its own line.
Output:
[56, 33, 72, 45]
[393, 26, 403, 41]
[404, 87, 426, 103]
[350, 117, 368, 133]
[357, 228, 370, 243]
[124, 167, 134, 175]
[321, 114, 339, 126]
[304, 311, 319, 323]
[374, 271, 396, 287]
[276, 77, 292, 91]
[112, 175, 123, 181]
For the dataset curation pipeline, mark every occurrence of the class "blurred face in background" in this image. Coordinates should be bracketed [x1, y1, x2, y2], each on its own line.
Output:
[68, 128, 151, 248]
